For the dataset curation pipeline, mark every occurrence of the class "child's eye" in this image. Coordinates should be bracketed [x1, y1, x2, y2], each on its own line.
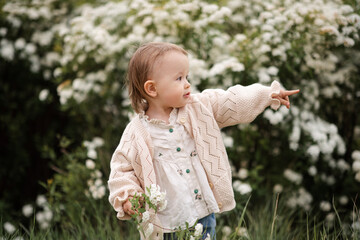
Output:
[176, 76, 182, 81]
[186, 75, 190, 81]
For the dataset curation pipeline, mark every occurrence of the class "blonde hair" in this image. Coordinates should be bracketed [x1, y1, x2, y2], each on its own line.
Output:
[127, 42, 188, 113]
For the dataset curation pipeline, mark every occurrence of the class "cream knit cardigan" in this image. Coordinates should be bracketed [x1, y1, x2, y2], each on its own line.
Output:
[108, 81, 282, 239]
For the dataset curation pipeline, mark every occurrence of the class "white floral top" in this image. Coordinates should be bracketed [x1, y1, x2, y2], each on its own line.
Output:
[140, 108, 219, 232]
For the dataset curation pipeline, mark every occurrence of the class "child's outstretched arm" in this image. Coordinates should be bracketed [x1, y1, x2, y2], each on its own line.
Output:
[194, 80, 299, 128]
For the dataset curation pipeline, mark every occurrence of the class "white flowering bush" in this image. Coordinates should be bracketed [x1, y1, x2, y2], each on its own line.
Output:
[1, 0, 360, 237]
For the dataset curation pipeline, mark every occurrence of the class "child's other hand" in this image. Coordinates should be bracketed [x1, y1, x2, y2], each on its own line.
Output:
[272, 89, 300, 109]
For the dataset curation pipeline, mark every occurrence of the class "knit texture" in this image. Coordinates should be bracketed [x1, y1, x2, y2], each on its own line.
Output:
[108, 81, 281, 239]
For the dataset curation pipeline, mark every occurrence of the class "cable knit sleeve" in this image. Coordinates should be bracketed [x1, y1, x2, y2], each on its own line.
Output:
[195, 80, 282, 128]
[108, 127, 144, 220]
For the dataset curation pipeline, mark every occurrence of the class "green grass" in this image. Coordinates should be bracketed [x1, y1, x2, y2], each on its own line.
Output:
[2, 195, 359, 240]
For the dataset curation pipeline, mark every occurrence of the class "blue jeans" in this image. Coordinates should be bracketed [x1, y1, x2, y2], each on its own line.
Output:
[163, 213, 216, 240]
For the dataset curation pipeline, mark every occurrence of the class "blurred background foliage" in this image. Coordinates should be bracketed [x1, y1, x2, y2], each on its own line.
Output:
[1, 0, 360, 238]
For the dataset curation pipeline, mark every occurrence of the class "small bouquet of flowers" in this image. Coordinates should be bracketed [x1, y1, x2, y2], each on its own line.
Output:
[129, 184, 210, 240]
[129, 184, 167, 238]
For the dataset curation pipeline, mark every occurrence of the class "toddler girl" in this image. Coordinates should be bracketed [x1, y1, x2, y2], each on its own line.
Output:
[108, 42, 299, 240]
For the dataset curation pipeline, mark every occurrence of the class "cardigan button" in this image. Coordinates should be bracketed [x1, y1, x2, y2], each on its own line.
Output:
[180, 117, 186, 124]
[218, 202, 223, 209]
[209, 182, 214, 189]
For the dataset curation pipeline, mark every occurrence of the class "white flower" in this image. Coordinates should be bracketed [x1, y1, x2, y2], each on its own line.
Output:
[320, 201, 331, 212]
[147, 184, 167, 211]
[144, 223, 154, 238]
[258, 71, 271, 83]
[307, 145, 320, 160]
[337, 159, 350, 171]
[222, 133, 234, 148]
[273, 184, 283, 193]
[352, 150, 360, 161]
[204, 233, 211, 240]
[222, 226, 232, 236]
[344, 37, 355, 47]
[158, 199, 167, 212]
[284, 169, 303, 185]
[40, 221, 50, 230]
[286, 196, 297, 209]
[39, 89, 49, 101]
[87, 149, 97, 159]
[238, 168, 248, 179]
[94, 170, 102, 178]
[142, 211, 150, 222]
[353, 160, 360, 172]
[90, 185, 106, 199]
[44, 208, 53, 221]
[264, 109, 283, 125]
[326, 212, 335, 222]
[98, 185, 106, 198]
[234, 34, 246, 42]
[14, 38, 26, 49]
[0, 27, 7, 36]
[339, 196, 348, 205]
[326, 175, 335, 185]
[351, 221, 360, 231]
[267, 66, 279, 75]
[355, 172, 360, 182]
[233, 180, 252, 194]
[93, 137, 104, 147]
[237, 227, 249, 237]
[348, 14, 360, 24]
[4, 222, 16, 234]
[22, 204, 33, 217]
[53, 68, 62, 77]
[308, 166, 317, 176]
[297, 188, 313, 211]
[259, 44, 271, 53]
[94, 179, 103, 187]
[0, 40, 14, 61]
[86, 159, 96, 169]
[25, 43, 36, 54]
[36, 195, 47, 207]
[209, 57, 244, 76]
[36, 212, 45, 223]
[194, 223, 203, 237]
[320, 26, 339, 35]
[287, 188, 312, 210]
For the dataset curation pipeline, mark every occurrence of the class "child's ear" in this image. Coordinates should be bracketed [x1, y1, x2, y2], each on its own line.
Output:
[144, 80, 157, 98]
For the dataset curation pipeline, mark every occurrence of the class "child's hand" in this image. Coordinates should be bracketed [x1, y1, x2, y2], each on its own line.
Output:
[123, 198, 136, 216]
[123, 197, 144, 216]
[272, 89, 300, 109]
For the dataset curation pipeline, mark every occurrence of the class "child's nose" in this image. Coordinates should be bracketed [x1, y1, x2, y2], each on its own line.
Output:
[185, 80, 190, 88]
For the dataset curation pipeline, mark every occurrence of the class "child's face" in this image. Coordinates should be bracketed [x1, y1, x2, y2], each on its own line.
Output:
[151, 50, 191, 109]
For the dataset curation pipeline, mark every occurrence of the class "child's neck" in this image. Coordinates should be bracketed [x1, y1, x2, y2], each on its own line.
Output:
[145, 105, 174, 124]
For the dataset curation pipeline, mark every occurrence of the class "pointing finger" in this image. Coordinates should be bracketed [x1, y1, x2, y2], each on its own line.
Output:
[284, 89, 300, 97]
